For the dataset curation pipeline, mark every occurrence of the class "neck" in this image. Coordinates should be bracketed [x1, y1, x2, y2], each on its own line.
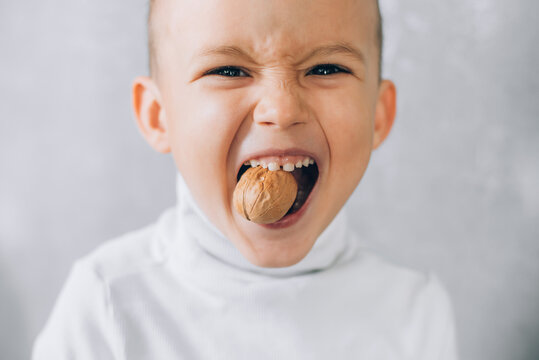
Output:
[159, 172, 356, 281]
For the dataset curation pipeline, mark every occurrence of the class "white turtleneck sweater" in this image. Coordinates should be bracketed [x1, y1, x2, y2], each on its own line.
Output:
[33, 173, 458, 360]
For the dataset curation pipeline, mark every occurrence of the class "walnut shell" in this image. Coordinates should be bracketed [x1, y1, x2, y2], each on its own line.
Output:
[233, 166, 298, 224]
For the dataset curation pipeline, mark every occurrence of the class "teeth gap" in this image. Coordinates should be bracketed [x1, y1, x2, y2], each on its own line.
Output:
[246, 158, 315, 170]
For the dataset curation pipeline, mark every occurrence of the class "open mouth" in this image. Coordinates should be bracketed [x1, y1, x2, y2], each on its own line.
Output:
[236, 160, 320, 218]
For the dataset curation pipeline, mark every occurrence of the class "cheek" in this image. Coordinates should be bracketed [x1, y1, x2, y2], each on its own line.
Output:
[164, 85, 248, 215]
[314, 88, 375, 169]
[310, 86, 375, 213]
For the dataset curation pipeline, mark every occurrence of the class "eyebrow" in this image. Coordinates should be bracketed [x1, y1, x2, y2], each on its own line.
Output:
[194, 46, 259, 65]
[296, 43, 367, 66]
[193, 42, 366, 66]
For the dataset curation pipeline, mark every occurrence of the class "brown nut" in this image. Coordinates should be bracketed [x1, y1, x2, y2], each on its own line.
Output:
[233, 166, 298, 224]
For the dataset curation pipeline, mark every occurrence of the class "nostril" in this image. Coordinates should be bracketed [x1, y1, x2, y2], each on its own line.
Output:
[256, 120, 305, 128]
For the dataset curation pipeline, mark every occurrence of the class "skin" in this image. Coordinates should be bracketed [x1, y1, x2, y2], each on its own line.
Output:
[132, 0, 396, 268]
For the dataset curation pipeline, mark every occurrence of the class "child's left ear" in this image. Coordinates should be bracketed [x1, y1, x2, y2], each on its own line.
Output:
[132, 76, 171, 153]
[372, 80, 397, 150]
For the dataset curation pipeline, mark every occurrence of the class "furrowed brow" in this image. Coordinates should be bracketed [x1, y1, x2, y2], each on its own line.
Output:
[193, 46, 259, 64]
[191, 43, 366, 68]
[296, 43, 367, 66]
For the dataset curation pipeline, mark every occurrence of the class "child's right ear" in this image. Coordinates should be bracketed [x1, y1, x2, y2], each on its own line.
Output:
[132, 76, 171, 153]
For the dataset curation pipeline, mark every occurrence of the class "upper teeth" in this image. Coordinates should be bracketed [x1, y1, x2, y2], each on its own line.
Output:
[244, 156, 316, 172]
[283, 163, 295, 172]
[268, 162, 280, 171]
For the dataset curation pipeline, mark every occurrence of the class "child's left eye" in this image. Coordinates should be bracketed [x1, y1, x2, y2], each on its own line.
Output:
[306, 64, 351, 76]
[205, 66, 249, 77]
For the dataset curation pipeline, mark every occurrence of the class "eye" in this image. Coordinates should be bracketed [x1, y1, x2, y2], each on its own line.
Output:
[306, 64, 351, 76]
[204, 66, 249, 77]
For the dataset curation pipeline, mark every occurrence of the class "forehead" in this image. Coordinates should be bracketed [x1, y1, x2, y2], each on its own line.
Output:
[153, 0, 378, 64]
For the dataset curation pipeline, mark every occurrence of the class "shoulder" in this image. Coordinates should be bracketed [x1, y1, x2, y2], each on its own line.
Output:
[32, 211, 175, 359]
[340, 249, 456, 332]
[77, 208, 175, 284]
[353, 250, 452, 304]
[41, 210, 172, 325]
[349, 250, 458, 358]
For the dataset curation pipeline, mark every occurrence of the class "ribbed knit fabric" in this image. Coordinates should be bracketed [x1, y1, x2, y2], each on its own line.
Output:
[33, 172, 458, 360]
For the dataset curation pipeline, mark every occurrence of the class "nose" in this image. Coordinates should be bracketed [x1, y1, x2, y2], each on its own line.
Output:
[253, 80, 308, 129]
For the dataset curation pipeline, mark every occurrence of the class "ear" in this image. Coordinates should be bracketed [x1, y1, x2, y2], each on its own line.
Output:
[372, 79, 397, 150]
[132, 76, 171, 153]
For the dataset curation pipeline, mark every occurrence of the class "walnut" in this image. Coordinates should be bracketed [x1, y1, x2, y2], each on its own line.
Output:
[233, 166, 298, 224]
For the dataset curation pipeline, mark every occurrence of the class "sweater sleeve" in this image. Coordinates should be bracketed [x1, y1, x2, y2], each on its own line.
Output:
[32, 260, 122, 360]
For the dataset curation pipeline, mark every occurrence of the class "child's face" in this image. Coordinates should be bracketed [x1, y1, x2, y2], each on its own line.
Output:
[134, 0, 396, 267]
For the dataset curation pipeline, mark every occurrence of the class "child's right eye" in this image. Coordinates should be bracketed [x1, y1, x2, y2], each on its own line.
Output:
[204, 66, 250, 77]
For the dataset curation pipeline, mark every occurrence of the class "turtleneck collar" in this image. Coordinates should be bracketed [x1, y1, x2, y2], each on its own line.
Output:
[159, 171, 356, 281]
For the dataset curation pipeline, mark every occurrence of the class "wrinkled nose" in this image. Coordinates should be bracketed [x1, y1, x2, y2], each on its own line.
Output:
[253, 81, 308, 129]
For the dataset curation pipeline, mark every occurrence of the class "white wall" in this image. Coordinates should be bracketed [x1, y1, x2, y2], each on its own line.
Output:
[0, 1, 538, 359]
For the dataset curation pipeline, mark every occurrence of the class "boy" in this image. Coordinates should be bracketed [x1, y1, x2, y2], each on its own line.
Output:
[33, 0, 458, 358]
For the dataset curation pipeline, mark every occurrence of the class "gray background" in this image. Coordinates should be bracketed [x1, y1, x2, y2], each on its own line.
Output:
[0, 0, 538, 359]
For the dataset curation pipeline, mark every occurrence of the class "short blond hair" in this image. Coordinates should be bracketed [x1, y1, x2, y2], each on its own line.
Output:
[148, 0, 383, 79]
